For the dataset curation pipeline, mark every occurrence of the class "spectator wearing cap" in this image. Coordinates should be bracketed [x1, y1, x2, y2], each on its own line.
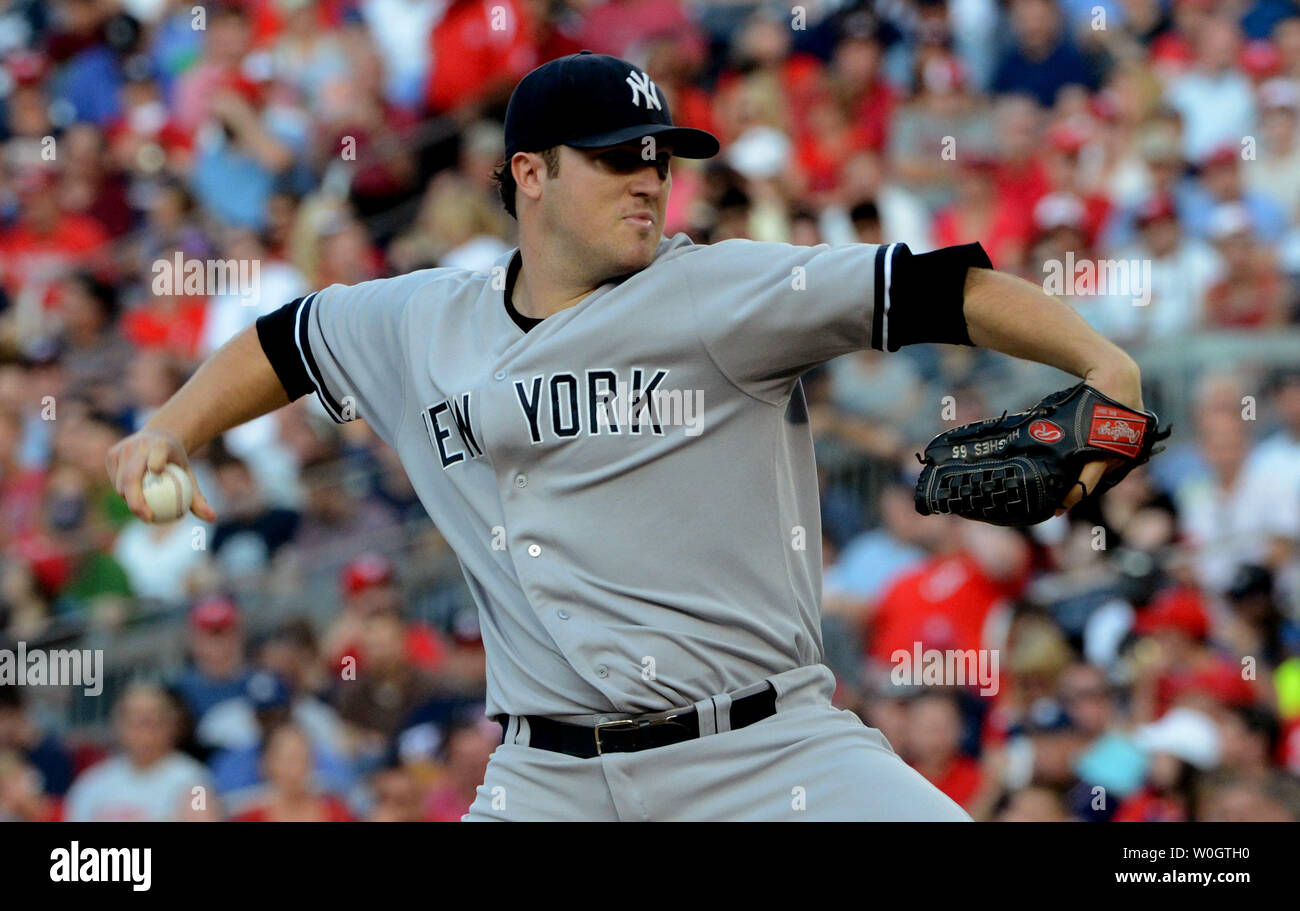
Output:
[64, 682, 215, 821]
[333, 610, 456, 755]
[1109, 190, 1221, 344]
[1185, 144, 1288, 244]
[172, 595, 254, 722]
[228, 722, 354, 822]
[105, 56, 196, 182]
[198, 623, 351, 763]
[325, 552, 450, 676]
[1040, 123, 1112, 246]
[1245, 78, 1300, 220]
[1114, 706, 1222, 821]
[992, 0, 1099, 108]
[1164, 15, 1258, 163]
[208, 671, 357, 811]
[889, 52, 998, 211]
[1201, 202, 1287, 327]
[1129, 587, 1259, 722]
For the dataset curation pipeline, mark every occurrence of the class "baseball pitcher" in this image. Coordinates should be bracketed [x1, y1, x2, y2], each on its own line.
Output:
[107, 52, 1160, 821]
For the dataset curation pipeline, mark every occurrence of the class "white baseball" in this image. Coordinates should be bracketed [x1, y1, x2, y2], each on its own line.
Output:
[141, 463, 194, 523]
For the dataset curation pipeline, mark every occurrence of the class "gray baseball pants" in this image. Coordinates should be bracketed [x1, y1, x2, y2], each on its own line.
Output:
[464, 664, 972, 821]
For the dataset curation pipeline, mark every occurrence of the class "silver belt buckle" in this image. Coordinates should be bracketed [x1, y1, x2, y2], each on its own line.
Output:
[593, 712, 684, 755]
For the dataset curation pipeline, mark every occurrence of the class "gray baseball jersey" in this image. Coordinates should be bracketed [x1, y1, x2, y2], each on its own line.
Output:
[257, 234, 926, 720]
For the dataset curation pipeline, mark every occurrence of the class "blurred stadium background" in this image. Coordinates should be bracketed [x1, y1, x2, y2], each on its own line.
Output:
[0, 0, 1299, 822]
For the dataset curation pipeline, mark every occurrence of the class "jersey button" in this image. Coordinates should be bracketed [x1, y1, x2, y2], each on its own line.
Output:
[515, 474, 527, 488]
[494, 370, 506, 381]
[527, 543, 542, 557]
[596, 664, 609, 679]
[556, 608, 570, 620]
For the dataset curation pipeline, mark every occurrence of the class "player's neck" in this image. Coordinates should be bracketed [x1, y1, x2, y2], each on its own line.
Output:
[511, 254, 602, 321]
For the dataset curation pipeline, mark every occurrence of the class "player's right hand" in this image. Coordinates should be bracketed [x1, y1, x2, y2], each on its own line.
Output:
[105, 428, 217, 523]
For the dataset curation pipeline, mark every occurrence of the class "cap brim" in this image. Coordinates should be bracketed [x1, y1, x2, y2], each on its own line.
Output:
[567, 123, 720, 159]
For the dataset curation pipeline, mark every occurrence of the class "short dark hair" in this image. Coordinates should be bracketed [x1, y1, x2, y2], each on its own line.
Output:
[492, 146, 561, 219]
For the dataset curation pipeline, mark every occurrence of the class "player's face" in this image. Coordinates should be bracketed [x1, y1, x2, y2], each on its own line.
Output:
[552, 140, 673, 275]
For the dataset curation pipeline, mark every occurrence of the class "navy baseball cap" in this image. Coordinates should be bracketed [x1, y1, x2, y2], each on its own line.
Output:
[504, 51, 720, 160]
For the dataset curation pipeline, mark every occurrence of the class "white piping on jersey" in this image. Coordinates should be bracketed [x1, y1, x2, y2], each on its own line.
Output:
[293, 291, 346, 423]
[881, 242, 898, 353]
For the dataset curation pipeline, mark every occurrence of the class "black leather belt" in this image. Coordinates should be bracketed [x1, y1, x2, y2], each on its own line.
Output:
[499, 683, 778, 758]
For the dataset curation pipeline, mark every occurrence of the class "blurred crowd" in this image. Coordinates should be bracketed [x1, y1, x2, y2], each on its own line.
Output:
[0, 0, 1299, 821]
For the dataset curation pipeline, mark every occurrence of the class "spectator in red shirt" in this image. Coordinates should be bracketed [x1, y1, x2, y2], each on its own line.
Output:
[825, 10, 895, 154]
[931, 154, 1032, 270]
[425, 0, 538, 120]
[231, 723, 353, 822]
[1202, 204, 1287, 328]
[119, 288, 208, 360]
[903, 692, 984, 810]
[0, 169, 111, 309]
[171, 2, 259, 135]
[865, 523, 1029, 665]
[424, 715, 500, 821]
[324, 552, 450, 676]
[571, 0, 706, 63]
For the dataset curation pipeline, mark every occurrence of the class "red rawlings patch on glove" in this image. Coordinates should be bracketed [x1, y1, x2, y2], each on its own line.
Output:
[1088, 405, 1147, 458]
[1029, 420, 1063, 443]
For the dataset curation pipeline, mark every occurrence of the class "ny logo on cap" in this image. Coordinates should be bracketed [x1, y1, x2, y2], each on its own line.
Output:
[625, 70, 662, 111]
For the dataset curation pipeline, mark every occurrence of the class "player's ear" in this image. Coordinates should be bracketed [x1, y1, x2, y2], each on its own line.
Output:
[513, 152, 547, 205]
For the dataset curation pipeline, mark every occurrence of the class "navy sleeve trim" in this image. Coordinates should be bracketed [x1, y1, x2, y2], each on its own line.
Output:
[254, 292, 347, 422]
[882, 242, 992, 350]
[255, 296, 315, 402]
[293, 292, 347, 422]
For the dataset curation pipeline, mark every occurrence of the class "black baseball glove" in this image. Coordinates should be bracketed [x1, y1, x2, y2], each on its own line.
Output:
[914, 381, 1170, 527]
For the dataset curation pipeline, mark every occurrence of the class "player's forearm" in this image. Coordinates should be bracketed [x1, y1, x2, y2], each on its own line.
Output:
[962, 268, 1142, 405]
[144, 324, 290, 454]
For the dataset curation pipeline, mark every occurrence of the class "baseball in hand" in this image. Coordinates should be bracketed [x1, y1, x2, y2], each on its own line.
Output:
[141, 463, 194, 522]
